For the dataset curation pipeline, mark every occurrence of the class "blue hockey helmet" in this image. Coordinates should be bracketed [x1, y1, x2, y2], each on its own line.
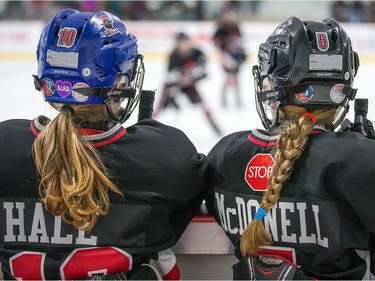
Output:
[253, 17, 359, 130]
[34, 8, 145, 123]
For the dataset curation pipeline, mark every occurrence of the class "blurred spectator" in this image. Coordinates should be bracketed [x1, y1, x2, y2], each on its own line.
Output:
[348, 1, 365, 22]
[0, 0, 238, 21]
[131, 1, 150, 20]
[331, 1, 348, 22]
[248, 0, 260, 15]
[366, 1, 375, 22]
[26, 1, 57, 21]
[0, 1, 27, 20]
[0, 0, 373, 22]
[196, 1, 204, 20]
[79, 0, 103, 12]
[331, 1, 370, 23]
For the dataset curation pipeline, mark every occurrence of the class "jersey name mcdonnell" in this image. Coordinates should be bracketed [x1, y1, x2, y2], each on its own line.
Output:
[215, 192, 329, 248]
[1, 202, 97, 245]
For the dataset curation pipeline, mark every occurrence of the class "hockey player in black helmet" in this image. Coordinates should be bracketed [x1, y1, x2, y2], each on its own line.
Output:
[253, 16, 358, 131]
[205, 17, 375, 280]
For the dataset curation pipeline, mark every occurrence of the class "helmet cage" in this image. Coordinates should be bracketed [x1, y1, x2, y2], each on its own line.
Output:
[105, 54, 145, 123]
[254, 64, 356, 131]
[65, 54, 145, 123]
[253, 65, 280, 130]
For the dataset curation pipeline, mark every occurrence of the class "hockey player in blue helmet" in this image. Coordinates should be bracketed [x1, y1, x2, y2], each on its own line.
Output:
[205, 16, 375, 280]
[33, 8, 144, 123]
[0, 9, 207, 280]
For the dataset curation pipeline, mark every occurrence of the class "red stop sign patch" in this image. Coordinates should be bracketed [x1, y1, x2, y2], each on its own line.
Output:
[244, 153, 275, 191]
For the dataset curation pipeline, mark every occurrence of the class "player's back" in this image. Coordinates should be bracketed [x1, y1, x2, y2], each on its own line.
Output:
[206, 128, 375, 279]
[0, 117, 207, 279]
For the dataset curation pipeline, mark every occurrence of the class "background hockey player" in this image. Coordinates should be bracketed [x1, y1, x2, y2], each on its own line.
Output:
[205, 16, 375, 279]
[154, 32, 222, 136]
[213, 6, 246, 108]
[0, 9, 207, 280]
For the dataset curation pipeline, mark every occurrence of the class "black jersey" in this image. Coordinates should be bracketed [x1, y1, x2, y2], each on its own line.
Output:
[213, 23, 246, 64]
[205, 126, 375, 280]
[213, 23, 241, 51]
[167, 48, 206, 86]
[0, 116, 207, 280]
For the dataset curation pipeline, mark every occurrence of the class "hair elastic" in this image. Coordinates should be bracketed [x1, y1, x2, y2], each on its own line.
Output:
[254, 207, 267, 221]
[60, 105, 75, 116]
[301, 112, 316, 124]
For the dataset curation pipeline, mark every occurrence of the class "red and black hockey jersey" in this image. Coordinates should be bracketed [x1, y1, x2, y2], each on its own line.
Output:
[167, 47, 206, 87]
[205, 126, 375, 280]
[0, 116, 207, 280]
[213, 23, 242, 51]
[213, 23, 246, 66]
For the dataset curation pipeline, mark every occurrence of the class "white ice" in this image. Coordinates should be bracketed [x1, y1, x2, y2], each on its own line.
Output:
[1, 55, 374, 155]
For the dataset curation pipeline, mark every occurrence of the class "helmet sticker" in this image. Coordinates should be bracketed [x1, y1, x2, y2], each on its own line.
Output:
[295, 85, 314, 102]
[57, 27, 77, 48]
[330, 83, 346, 103]
[82, 68, 91, 77]
[316, 32, 329, 51]
[309, 54, 342, 71]
[100, 14, 120, 36]
[72, 82, 89, 102]
[344, 71, 350, 80]
[55, 80, 72, 98]
[273, 17, 294, 35]
[47, 49, 78, 69]
[42, 78, 55, 96]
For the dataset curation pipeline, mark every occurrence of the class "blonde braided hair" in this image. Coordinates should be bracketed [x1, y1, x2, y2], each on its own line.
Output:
[240, 106, 339, 256]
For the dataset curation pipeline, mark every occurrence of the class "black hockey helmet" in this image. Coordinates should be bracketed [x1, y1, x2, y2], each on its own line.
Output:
[176, 32, 189, 41]
[253, 16, 360, 130]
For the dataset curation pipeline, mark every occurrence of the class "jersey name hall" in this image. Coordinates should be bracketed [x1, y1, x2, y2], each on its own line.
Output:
[1, 202, 97, 245]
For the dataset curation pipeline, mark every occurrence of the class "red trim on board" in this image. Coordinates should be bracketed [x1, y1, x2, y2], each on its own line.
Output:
[192, 215, 216, 223]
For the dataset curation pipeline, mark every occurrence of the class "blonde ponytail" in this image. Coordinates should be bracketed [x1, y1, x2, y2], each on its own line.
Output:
[240, 106, 338, 256]
[33, 104, 122, 232]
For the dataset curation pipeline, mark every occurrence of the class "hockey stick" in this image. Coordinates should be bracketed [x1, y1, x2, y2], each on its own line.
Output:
[341, 98, 375, 139]
[138, 90, 155, 122]
[353, 98, 375, 139]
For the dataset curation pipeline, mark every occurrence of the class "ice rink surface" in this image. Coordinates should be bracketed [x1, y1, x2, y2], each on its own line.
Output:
[1, 55, 374, 155]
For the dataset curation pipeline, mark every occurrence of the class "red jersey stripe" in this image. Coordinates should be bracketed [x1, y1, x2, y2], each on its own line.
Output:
[90, 129, 127, 147]
[30, 121, 39, 137]
[30, 120, 126, 147]
[248, 134, 277, 147]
